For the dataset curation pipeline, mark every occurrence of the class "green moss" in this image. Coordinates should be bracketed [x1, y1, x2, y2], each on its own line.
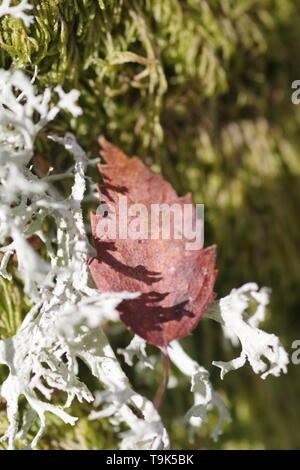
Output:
[0, 277, 28, 339]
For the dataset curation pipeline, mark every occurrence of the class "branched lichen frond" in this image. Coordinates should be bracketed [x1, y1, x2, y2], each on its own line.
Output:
[168, 341, 232, 442]
[0, 0, 33, 27]
[206, 283, 289, 379]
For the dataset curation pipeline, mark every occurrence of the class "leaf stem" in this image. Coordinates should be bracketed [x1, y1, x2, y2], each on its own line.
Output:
[153, 350, 170, 410]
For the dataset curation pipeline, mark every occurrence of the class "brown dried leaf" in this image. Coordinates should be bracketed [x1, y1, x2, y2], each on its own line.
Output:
[89, 137, 217, 347]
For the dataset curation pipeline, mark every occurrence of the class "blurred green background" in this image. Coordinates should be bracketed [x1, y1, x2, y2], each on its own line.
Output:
[0, 0, 300, 449]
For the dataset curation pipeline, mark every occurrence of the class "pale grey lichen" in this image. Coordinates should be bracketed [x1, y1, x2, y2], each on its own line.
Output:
[206, 283, 289, 379]
[168, 340, 232, 442]
[0, 0, 33, 27]
[118, 335, 154, 370]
